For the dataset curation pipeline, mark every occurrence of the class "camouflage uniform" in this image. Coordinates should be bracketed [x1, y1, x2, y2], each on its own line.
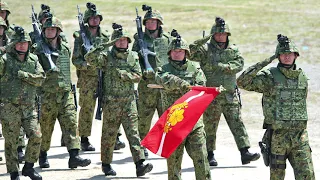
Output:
[237, 35, 315, 180]
[0, 1, 13, 38]
[0, 27, 44, 179]
[33, 16, 91, 169]
[156, 35, 211, 180]
[132, 7, 171, 154]
[85, 24, 153, 177]
[72, 3, 114, 151]
[189, 17, 260, 166]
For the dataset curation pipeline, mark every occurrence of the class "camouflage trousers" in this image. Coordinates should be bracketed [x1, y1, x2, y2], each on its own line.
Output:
[0, 103, 42, 173]
[203, 94, 250, 151]
[167, 119, 211, 180]
[78, 81, 97, 137]
[268, 129, 315, 180]
[40, 91, 80, 151]
[137, 79, 163, 140]
[101, 95, 145, 164]
[18, 126, 26, 148]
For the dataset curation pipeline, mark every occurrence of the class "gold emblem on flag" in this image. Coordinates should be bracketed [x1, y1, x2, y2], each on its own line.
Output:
[164, 102, 188, 133]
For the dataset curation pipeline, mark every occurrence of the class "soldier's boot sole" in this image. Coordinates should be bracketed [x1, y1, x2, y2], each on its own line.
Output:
[241, 153, 261, 165]
[136, 163, 153, 177]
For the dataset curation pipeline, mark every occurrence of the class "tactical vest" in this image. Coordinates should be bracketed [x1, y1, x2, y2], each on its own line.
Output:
[262, 67, 308, 129]
[40, 42, 71, 93]
[141, 32, 170, 70]
[205, 43, 238, 92]
[102, 50, 138, 98]
[0, 53, 38, 105]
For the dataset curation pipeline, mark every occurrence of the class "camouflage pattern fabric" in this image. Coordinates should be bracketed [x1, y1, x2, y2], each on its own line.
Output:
[155, 59, 211, 180]
[33, 37, 81, 151]
[72, 26, 110, 137]
[0, 49, 44, 173]
[85, 46, 145, 164]
[132, 27, 170, 140]
[237, 55, 315, 180]
[189, 37, 251, 151]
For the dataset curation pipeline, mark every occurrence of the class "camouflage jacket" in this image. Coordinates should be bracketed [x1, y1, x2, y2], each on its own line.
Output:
[85, 46, 141, 99]
[132, 27, 171, 78]
[190, 38, 244, 95]
[72, 26, 110, 76]
[33, 37, 72, 93]
[0, 49, 45, 105]
[237, 56, 308, 130]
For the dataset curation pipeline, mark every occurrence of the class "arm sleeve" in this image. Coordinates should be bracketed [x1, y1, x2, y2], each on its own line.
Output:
[155, 67, 188, 90]
[20, 61, 46, 87]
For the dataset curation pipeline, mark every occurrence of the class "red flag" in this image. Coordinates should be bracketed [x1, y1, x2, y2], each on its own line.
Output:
[141, 86, 220, 158]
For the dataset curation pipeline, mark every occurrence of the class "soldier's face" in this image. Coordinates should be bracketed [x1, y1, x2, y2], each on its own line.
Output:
[145, 19, 158, 31]
[214, 32, 228, 42]
[115, 37, 128, 49]
[0, 26, 4, 35]
[0, 10, 7, 20]
[88, 16, 101, 27]
[44, 27, 58, 39]
[15, 42, 29, 53]
[170, 49, 186, 61]
[279, 52, 297, 65]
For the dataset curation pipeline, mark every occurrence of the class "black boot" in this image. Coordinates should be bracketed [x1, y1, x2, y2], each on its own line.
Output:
[81, 137, 95, 151]
[240, 147, 261, 165]
[114, 134, 125, 150]
[22, 162, 42, 180]
[61, 136, 65, 147]
[10, 172, 20, 180]
[39, 151, 50, 168]
[135, 159, 153, 177]
[68, 149, 91, 169]
[17, 146, 25, 163]
[207, 151, 218, 166]
[102, 163, 116, 176]
[143, 148, 149, 158]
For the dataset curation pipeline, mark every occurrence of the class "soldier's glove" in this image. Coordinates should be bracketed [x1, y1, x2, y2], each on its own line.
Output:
[143, 70, 155, 79]
[180, 81, 191, 92]
[17, 70, 28, 79]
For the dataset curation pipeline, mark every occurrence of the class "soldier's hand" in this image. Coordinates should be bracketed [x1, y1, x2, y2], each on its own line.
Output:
[117, 69, 130, 81]
[17, 70, 28, 79]
[143, 70, 155, 79]
[180, 81, 191, 92]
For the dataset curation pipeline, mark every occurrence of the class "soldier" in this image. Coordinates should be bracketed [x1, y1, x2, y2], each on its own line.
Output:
[156, 31, 211, 180]
[85, 23, 153, 177]
[32, 15, 91, 169]
[132, 4, 171, 157]
[0, 1, 13, 37]
[189, 17, 260, 166]
[0, 26, 44, 180]
[237, 34, 315, 180]
[72, 2, 124, 151]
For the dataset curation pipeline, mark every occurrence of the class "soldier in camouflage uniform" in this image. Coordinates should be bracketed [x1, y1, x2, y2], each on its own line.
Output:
[72, 2, 124, 151]
[0, 1, 13, 37]
[0, 26, 44, 180]
[85, 23, 153, 177]
[237, 34, 315, 180]
[132, 5, 171, 157]
[32, 16, 91, 169]
[156, 31, 211, 180]
[189, 17, 260, 166]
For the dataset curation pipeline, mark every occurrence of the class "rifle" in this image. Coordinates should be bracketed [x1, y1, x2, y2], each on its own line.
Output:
[31, 5, 58, 71]
[76, 5, 93, 53]
[71, 84, 78, 111]
[135, 6, 155, 72]
[94, 69, 103, 120]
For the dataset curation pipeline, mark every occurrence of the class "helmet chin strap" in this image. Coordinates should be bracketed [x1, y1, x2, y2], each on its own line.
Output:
[146, 21, 160, 34]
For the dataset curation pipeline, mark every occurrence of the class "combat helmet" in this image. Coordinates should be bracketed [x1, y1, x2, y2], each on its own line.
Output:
[275, 34, 299, 58]
[42, 14, 63, 32]
[84, 2, 103, 24]
[38, 4, 52, 23]
[0, 17, 7, 30]
[11, 26, 31, 43]
[111, 23, 132, 43]
[167, 29, 190, 57]
[142, 4, 164, 25]
[210, 17, 231, 36]
[0, 1, 10, 15]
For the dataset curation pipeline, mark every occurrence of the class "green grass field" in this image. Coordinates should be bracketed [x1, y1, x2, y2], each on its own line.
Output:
[7, 0, 320, 63]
